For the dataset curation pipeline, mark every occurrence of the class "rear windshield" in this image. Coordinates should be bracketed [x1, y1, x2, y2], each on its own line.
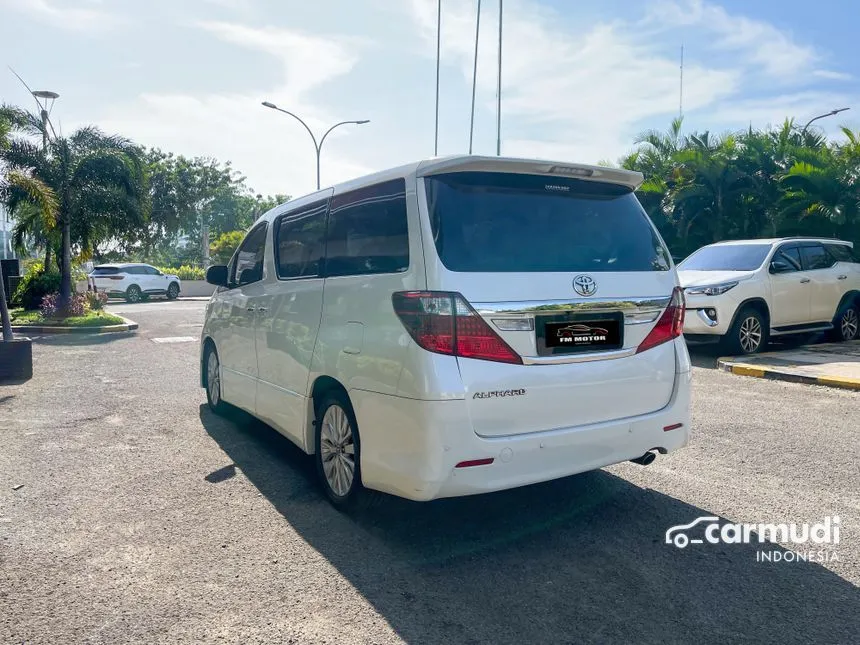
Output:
[92, 266, 121, 275]
[679, 244, 771, 271]
[424, 172, 670, 272]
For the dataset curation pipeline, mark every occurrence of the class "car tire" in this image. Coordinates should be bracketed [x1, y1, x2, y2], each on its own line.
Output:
[166, 282, 180, 300]
[125, 284, 142, 303]
[204, 344, 229, 415]
[831, 302, 859, 342]
[724, 306, 768, 355]
[314, 393, 369, 510]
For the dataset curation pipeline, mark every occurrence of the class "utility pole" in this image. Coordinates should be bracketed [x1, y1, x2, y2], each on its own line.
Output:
[496, 0, 502, 156]
[468, 0, 482, 154]
[679, 44, 684, 119]
[434, 0, 441, 156]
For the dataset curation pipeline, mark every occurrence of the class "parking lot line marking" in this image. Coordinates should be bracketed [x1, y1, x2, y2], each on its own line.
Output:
[151, 336, 198, 344]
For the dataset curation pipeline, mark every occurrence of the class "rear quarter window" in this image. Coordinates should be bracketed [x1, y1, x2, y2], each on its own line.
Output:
[92, 266, 121, 275]
[424, 172, 670, 272]
[325, 178, 410, 277]
[826, 244, 857, 263]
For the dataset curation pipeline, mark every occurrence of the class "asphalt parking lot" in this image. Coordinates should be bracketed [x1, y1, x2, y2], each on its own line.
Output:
[2, 300, 858, 644]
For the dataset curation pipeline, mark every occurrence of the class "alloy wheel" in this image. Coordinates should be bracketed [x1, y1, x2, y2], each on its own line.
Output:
[739, 316, 762, 353]
[319, 404, 355, 498]
[841, 308, 859, 340]
[207, 351, 220, 406]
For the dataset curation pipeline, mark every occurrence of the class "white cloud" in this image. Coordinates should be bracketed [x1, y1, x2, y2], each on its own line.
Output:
[93, 23, 371, 196]
[0, 0, 122, 32]
[646, 0, 822, 81]
[408, 0, 738, 164]
[813, 70, 853, 81]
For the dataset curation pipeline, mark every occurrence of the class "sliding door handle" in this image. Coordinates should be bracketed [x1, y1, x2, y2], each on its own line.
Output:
[799, 278, 811, 283]
[837, 275, 848, 280]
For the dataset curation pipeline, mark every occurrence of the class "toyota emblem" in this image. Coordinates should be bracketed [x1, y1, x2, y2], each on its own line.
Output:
[573, 275, 597, 297]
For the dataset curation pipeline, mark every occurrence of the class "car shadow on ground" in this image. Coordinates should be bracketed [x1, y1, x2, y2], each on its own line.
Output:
[199, 405, 858, 644]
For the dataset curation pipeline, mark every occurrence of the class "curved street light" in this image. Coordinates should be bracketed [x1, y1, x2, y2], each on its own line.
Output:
[801, 107, 850, 135]
[261, 101, 369, 189]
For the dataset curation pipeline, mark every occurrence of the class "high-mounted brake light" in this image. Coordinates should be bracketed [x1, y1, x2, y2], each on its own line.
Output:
[636, 287, 685, 354]
[392, 291, 522, 364]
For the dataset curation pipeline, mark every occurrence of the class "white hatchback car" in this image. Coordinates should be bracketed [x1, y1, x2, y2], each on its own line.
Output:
[200, 156, 692, 507]
[90, 263, 181, 303]
[679, 238, 860, 353]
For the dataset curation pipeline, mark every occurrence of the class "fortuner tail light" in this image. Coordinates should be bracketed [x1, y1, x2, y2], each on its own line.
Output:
[392, 291, 522, 364]
[636, 287, 685, 354]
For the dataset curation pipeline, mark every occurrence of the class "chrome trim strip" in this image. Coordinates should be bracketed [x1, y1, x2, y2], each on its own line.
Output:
[695, 309, 719, 328]
[473, 296, 671, 315]
[521, 347, 637, 365]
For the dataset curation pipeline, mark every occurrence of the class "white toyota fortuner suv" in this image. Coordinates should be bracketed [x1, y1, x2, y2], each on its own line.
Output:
[678, 238, 860, 354]
[200, 156, 692, 508]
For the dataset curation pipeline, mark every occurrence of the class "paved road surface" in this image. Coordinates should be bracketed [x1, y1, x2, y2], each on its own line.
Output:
[1, 301, 858, 644]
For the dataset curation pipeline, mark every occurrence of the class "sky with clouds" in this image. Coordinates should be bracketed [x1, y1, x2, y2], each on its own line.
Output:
[0, 0, 857, 199]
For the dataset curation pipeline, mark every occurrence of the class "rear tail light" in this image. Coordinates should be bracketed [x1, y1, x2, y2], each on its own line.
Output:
[636, 287, 685, 354]
[392, 291, 522, 364]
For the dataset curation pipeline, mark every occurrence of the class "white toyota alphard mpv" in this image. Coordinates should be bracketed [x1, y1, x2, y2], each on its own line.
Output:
[200, 156, 692, 507]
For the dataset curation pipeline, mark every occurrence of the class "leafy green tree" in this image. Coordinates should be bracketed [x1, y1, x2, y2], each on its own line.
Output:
[139, 149, 289, 266]
[0, 105, 146, 307]
[0, 111, 57, 337]
[622, 118, 860, 258]
[209, 230, 245, 264]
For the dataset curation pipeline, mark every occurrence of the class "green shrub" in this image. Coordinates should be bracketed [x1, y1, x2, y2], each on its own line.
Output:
[210, 230, 245, 265]
[156, 265, 205, 281]
[86, 291, 108, 311]
[12, 262, 63, 310]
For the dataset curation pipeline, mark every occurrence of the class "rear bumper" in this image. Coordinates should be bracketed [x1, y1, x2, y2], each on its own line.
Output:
[352, 368, 692, 501]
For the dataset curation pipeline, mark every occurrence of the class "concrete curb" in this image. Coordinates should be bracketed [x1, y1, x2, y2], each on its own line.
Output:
[717, 358, 860, 391]
[11, 315, 139, 335]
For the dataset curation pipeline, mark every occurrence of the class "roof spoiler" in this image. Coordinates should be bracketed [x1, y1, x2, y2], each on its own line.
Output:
[416, 155, 644, 191]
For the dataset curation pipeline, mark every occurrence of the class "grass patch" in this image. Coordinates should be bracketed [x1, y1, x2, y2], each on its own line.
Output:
[10, 309, 126, 328]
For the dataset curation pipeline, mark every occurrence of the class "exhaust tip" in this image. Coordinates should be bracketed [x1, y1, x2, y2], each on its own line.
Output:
[630, 451, 657, 466]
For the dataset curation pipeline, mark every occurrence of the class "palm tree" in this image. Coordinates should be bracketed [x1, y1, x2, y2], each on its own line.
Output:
[0, 113, 56, 341]
[670, 132, 751, 247]
[0, 105, 147, 309]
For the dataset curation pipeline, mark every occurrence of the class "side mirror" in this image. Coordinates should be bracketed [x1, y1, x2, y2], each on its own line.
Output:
[206, 265, 230, 287]
[769, 259, 792, 274]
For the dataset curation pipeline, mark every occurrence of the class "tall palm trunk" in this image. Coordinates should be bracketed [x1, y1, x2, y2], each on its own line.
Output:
[60, 213, 72, 306]
[44, 244, 52, 272]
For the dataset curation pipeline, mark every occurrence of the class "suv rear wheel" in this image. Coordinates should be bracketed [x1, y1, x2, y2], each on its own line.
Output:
[832, 303, 859, 342]
[725, 306, 768, 355]
[125, 284, 142, 303]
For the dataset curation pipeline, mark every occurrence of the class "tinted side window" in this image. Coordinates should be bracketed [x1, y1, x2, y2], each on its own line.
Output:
[127, 266, 143, 275]
[326, 178, 409, 277]
[275, 201, 327, 279]
[233, 223, 268, 285]
[826, 244, 855, 263]
[801, 245, 834, 270]
[775, 246, 802, 272]
[145, 266, 160, 275]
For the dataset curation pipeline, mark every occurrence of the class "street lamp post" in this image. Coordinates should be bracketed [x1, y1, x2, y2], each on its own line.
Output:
[261, 102, 369, 190]
[801, 107, 850, 134]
